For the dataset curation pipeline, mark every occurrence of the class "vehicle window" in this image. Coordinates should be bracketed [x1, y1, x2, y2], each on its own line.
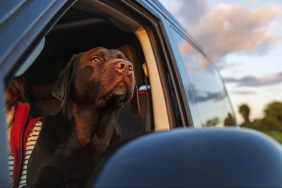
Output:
[22, 3, 153, 138]
[169, 28, 236, 127]
[2, 2, 168, 185]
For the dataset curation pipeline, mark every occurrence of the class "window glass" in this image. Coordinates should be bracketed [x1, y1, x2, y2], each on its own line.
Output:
[170, 29, 235, 127]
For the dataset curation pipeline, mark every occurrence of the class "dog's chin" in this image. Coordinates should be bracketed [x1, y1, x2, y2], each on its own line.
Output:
[96, 86, 131, 109]
[112, 86, 127, 96]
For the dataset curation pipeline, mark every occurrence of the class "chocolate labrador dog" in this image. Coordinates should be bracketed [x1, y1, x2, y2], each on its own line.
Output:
[27, 47, 137, 187]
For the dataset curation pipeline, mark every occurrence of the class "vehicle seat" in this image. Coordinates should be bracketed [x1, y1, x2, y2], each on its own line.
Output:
[117, 44, 153, 137]
[31, 83, 61, 117]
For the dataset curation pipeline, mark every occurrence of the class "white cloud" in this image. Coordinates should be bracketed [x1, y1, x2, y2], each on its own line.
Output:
[224, 72, 282, 87]
[233, 90, 257, 95]
[160, 0, 208, 26]
[159, 0, 282, 62]
[190, 4, 281, 61]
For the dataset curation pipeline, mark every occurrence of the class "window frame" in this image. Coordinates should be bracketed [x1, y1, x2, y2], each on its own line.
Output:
[0, 0, 206, 185]
[0, 1, 76, 186]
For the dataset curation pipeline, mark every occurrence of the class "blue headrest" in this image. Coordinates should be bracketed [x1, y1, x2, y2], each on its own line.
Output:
[94, 128, 282, 187]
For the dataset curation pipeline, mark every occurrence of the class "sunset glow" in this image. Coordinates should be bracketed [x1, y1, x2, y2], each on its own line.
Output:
[159, 0, 282, 123]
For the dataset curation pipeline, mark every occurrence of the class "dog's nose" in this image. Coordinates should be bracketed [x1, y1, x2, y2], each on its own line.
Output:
[115, 61, 133, 75]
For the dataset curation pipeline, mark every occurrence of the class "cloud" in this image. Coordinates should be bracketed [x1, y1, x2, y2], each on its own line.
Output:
[159, 0, 282, 62]
[190, 4, 281, 61]
[194, 91, 226, 103]
[233, 90, 257, 95]
[224, 72, 282, 86]
[160, 0, 208, 25]
[186, 84, 226, 103]
[189, 87, 226, 103]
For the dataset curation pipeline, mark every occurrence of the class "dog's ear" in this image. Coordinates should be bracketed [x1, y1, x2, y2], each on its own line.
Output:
[52, 54, 81, 106]
[130, 85, 141, 114]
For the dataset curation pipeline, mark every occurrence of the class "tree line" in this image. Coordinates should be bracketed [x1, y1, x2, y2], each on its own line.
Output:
[239, 101, 282, 131]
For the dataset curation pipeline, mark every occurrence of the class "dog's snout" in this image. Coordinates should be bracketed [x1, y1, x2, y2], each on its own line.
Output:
[115, 61, 133, 75]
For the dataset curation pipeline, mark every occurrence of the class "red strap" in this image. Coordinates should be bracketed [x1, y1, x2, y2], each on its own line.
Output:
[138, 90, 151, 97]
[10, 103, 40, 186]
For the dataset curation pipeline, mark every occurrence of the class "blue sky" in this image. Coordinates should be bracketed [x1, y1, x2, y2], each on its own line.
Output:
[159, 0, 282, 123]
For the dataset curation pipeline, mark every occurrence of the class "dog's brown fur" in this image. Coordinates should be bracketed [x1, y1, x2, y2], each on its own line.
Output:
[27, 47, 137, 187]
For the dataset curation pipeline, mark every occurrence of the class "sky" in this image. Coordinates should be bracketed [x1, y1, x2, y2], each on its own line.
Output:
[159, 0, 282, 124]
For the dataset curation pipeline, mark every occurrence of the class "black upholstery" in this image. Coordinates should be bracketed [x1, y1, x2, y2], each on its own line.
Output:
[94, 128, 282, 187]
[117, 44, 153, 137]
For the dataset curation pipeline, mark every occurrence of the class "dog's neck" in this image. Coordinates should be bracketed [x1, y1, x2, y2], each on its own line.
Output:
[70, 102, 118, 147]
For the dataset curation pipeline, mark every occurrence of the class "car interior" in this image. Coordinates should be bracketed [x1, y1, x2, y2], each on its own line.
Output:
[3, 1, 282, 187]
[21, 2, 155, 138]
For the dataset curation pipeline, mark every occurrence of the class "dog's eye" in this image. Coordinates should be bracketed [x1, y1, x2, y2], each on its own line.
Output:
[116, 54, 123, 59]
[91, 56, 100, 63]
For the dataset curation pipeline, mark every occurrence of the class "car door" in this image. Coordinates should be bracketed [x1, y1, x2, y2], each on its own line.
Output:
[0, 0, 75, 186]
[0, 0, 171, 185]
[0, 0, 236, 186]
[138, 0, 236, 128]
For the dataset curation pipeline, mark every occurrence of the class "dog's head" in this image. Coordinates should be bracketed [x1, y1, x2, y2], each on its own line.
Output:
[53, 47, 137, 111]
